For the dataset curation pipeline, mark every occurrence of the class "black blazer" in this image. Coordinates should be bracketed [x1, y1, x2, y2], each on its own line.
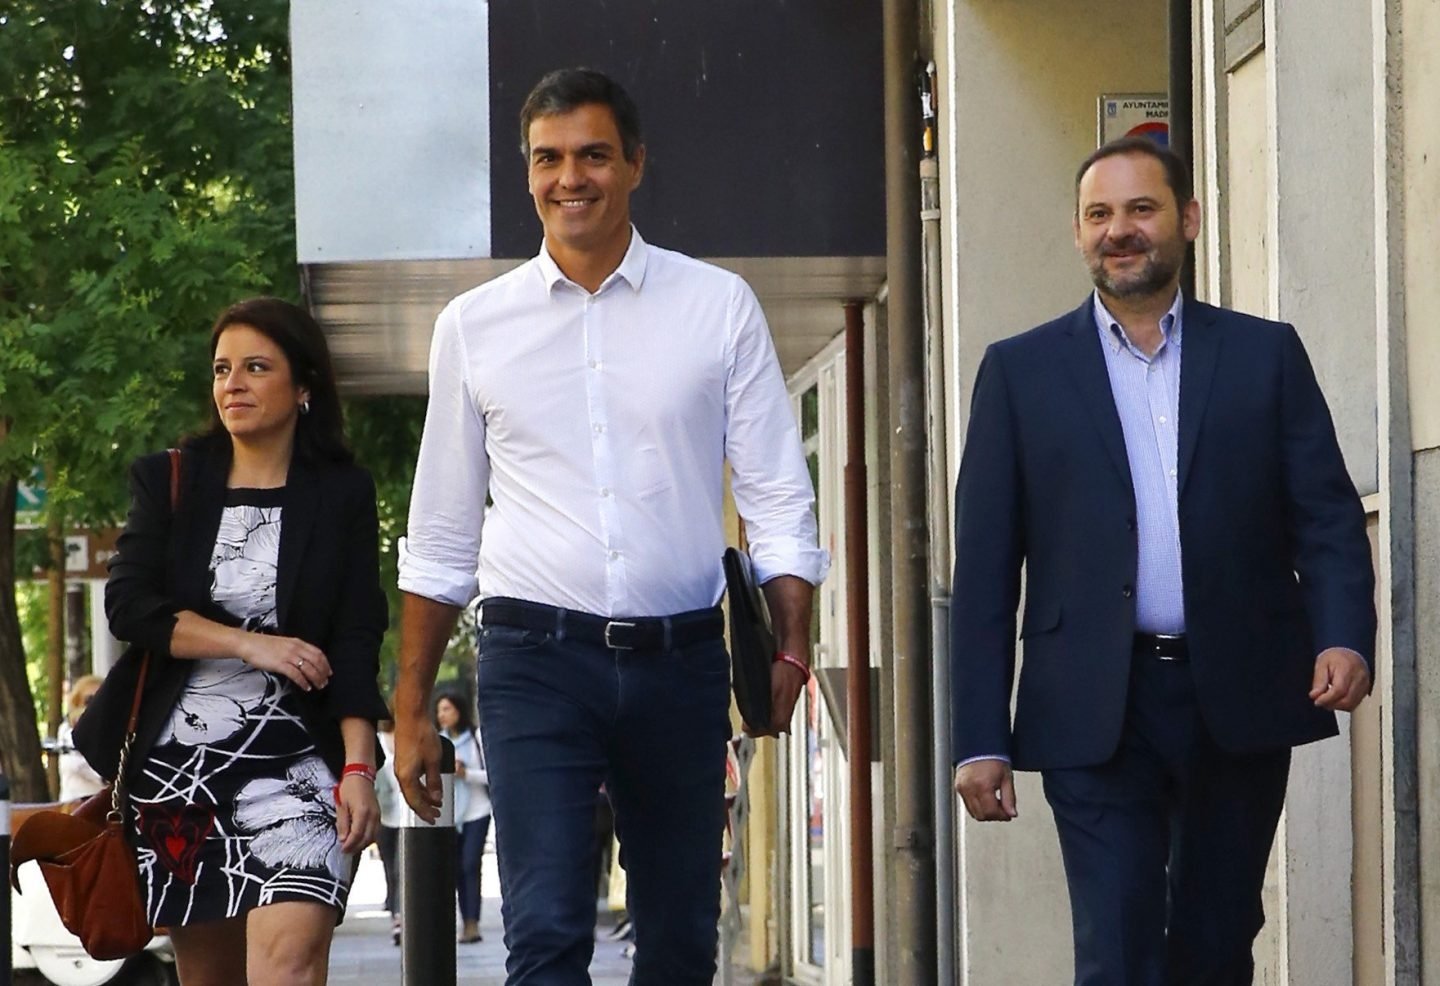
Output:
[949, 297, 1376, 771]
[76, 436, 389, 780]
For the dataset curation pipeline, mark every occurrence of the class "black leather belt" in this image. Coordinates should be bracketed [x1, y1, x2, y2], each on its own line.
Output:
[1134, 632, 1188, 662]
[479, 597, 724, 652]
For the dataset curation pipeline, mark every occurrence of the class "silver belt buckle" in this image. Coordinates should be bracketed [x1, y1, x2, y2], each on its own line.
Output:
[604, 620, 636, 650]
[1153, 633, 1184, 661]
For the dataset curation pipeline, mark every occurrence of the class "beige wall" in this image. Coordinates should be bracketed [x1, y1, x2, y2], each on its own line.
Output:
[940, 1, 1168, 981]
[1405, 0, 1440, 454]
[1225, 53, 1270, 319]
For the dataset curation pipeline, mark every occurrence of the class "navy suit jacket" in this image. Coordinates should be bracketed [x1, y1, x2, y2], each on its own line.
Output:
[949, 296, 1376, 771]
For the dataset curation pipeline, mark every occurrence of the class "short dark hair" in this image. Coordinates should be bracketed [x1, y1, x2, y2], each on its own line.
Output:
[519, 67, 643, 163]
[205, 297, 352, 464]
[1075, 137, 1192, 211]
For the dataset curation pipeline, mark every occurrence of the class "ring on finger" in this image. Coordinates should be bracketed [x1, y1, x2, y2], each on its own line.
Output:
[296, 658, 305, 669]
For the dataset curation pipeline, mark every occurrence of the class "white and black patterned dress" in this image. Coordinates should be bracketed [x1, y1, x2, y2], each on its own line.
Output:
[129, 489, 350, 926]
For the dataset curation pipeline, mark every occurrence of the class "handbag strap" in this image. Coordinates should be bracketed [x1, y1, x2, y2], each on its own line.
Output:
[109, 448, 181, 819]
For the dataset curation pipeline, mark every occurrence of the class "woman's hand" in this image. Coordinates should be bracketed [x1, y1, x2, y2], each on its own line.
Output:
[454, 760, 467, 779]
[335, 775, 380, 853]
[237, 633, 332, 692]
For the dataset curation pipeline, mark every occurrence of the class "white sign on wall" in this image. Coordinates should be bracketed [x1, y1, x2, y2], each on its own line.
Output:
[1098, 94, 1170, 146]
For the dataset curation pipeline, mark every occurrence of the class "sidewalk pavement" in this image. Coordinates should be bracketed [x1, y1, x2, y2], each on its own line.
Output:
[328, 847, 759, 986]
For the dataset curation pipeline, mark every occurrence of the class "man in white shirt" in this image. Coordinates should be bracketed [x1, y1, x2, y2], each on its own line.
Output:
[392, 68, 827, 986]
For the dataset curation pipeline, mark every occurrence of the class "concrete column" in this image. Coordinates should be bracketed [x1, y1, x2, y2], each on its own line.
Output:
[1399, 0, 1440, 979]
[1265, 0, 1380, 979]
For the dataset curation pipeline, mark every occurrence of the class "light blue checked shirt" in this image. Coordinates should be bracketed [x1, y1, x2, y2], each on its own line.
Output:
[1093, 290, 1187, 635]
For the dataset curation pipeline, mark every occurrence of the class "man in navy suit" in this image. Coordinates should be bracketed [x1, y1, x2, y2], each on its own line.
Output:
[949, 137, 1376, 985]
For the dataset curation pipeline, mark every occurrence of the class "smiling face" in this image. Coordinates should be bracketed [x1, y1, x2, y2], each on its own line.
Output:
[212, 324, 309, 446]
[526, 102, 645, 264]
[1074, 150, 1200, 303]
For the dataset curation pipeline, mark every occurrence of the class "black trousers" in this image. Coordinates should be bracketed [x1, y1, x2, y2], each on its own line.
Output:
[1042, 651, 1291, 986]
[377, 824, 400, 916]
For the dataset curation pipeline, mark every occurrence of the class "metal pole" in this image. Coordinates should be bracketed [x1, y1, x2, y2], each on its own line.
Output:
[1169, 0, 1196, 298]
[2, 768, 11, 986]
[883, 0, 936, 976]
[844, 299, 876, 986]
[920, 145, 955, 984]
[400, 737, 456, 986]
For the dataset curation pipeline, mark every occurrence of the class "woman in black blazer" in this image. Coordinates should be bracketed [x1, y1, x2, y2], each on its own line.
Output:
[79, 297, 389, 985]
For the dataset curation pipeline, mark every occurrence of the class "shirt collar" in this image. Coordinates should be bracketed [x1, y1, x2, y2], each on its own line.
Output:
[1092, 289, 1184, 358]
[535, 225, 650, 295]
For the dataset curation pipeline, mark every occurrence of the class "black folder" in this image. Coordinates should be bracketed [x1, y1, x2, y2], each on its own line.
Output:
[722, 547, 774, 732]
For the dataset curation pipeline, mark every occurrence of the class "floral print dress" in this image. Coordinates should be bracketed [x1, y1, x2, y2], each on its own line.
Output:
[129, 489, 349, 926]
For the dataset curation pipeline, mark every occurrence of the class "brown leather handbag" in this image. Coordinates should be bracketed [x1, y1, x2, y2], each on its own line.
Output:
[10, 657, 154, 959]
[8, 448, 179, 960]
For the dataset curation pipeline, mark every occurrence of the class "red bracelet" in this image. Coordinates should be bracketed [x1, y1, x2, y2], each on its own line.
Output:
[341, 763, 376, 783]
[773, 650, 812, 683]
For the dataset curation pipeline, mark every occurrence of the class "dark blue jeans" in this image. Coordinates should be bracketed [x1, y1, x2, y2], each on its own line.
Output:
[457, 814, 491, 922]
[476, 615, 732, 986]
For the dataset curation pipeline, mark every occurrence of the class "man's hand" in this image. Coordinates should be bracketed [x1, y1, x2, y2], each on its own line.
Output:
[954, 759, 1018, 822]
[745, 658, 808, 737]
[392, 592, 463, 824]
[1309, 647, 1371, 711]
[394, 713, 444, 824]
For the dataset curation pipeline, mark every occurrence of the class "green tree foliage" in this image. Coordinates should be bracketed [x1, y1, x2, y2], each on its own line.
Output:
[0, 2, 427, 796]
[0, 0, 297, 512]
[345, 395, 428, 694]
[0, 0, 295, 796]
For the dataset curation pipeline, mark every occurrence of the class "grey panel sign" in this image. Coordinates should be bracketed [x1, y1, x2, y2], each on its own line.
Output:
[292, 1, 492, 262]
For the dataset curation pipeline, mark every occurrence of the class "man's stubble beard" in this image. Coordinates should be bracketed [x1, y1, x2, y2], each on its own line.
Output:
[1087, 234, 1187, 301]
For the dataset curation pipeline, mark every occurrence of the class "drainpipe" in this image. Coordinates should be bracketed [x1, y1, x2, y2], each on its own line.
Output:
[845, 300, 876, 986]
[1169, 0, 1196, 298]
[883, 0, 936, 978]
[919, 59, 955, 986]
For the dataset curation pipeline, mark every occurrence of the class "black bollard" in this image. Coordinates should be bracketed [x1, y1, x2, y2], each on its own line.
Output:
[1, 769, 10, 986]
[399, 736, 456, 986]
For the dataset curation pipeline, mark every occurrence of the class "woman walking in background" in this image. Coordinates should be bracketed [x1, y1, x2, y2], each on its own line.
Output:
[57, 674, 106, 802]
[375, 719, 404, 945]
[434, 691, 490, 944]
[78, 297, 389, 985]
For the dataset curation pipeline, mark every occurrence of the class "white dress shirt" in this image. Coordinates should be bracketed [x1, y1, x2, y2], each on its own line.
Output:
[398, 228, 828, 617]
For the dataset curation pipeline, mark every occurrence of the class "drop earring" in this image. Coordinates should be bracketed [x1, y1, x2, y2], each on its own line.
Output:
[300, 398, 311, 415]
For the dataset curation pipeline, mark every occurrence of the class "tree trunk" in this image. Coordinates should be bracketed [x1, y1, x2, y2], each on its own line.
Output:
[0, 473, 50, 800]
[46, 516, 65, 798]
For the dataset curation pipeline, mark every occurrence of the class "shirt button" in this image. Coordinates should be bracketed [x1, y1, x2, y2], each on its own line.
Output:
[593, 423, 604, 435]
[1169, 468, 1177, 478]
[609, 550, 621, 561]
[588, 360, 600, 369]
[1158, 416, 1167, 424]
[1122, 585, 1134, 598]
[600, 487, 612, 498]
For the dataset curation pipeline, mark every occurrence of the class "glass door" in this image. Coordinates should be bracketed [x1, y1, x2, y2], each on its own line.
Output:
[783, 336, 850, 986]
